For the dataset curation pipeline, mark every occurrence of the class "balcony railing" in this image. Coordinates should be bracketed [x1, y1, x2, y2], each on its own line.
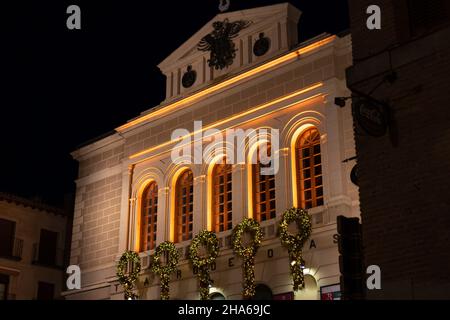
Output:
[31, 243, 64, 269]
[0, 237, 24, 261]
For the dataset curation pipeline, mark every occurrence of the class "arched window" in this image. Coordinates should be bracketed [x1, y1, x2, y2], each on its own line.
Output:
[174, 170, 194, 243]
[296, 128, 324, 209]
[140, 182, 158, 252]
[212, 161, 233, 233]
[252, 143, 276, 222]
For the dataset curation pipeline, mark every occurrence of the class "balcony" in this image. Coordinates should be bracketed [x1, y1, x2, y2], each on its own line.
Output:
[31, 243, 64, 270]
[0, 237, 24, 261]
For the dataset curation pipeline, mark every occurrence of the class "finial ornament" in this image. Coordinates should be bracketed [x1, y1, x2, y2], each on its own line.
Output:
[219, 0, 230, 12]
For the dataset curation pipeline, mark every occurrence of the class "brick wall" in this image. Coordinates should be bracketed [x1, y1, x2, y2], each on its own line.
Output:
[78, 145, 124, 178]
[0, 200, 67, 299]
[71, 174, 122, 271]
[347, 0, 450, 298]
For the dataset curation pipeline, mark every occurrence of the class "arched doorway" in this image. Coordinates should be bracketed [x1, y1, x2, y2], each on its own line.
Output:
[295, 275, 319, 300]
[210, 292, 226, 300]
[251, 284, 273, 300]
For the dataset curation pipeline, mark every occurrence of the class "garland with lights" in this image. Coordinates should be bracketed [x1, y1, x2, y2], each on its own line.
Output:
[188, 230, 219, 300]
[279, 208, 312, 291]
[232, 218, 264, 299]
[150, 241, 179, 300]
[116, 251, 141, 300]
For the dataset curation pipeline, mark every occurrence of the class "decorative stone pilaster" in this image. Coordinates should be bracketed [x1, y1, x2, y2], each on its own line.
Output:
[231, 164, 246, 224]
[193, 175, 207, 235]
[157, 187, 169, 244]
[274, 148, 291, 220]
[119, 164, 134, 253]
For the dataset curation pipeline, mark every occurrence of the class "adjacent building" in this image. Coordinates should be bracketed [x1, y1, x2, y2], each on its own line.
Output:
[0, 193, 69, 300]
[65, 3, 358, 300]
[346, 0, 450, 298]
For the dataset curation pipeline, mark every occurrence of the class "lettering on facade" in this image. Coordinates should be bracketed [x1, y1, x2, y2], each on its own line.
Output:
[333, 234, 339, 244]
[142, 235, 337, 282]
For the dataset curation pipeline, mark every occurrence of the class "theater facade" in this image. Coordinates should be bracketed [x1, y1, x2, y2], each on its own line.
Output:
[65, 3, 358, 300]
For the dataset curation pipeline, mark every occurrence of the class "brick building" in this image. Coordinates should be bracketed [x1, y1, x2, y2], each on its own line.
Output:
[0, 193, 69, 300]
[346, 1, 450, 298]
[65, 3, 358, 300]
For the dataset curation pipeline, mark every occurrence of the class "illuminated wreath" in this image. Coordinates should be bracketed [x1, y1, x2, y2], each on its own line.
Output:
[150, 241, 179, 300]
[232, 218, 264, 299]
[232, 218, 263, 257]
[189, 230, 219, 268]
[189, 230, 219, 300]
[116, 251, 141, 300]
[279, 208, 312, 291]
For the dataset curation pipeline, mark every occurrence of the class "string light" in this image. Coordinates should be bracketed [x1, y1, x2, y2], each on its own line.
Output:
[150, 241, 179, 300]
[232, 218, 263, 299]
[116, 251, 141, 300]
[189, 230, 219, 300]
[279, 208, 312, 292]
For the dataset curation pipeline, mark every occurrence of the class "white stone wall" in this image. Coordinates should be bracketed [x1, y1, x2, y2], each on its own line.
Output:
[66, 29, 356, 300]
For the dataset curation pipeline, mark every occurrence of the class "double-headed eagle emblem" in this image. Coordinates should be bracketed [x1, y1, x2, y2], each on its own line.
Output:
[198, 19, 252, 70]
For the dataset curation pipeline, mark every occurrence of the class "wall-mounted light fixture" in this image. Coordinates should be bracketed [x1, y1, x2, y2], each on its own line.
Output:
[335, 72, 397, 138]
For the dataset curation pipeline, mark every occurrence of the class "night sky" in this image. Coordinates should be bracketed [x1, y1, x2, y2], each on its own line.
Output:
[0, 0, 349, 207]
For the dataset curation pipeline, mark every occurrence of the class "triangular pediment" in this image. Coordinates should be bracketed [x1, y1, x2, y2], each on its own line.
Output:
[158, 3, 302, 102]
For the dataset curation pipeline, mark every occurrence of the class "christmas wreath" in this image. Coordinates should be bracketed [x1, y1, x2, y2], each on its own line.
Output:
[188, 230, 219, 300]
[232, 218, 263, 299]
[150, 241, 179, 300]
[279, 208, 312, 291]
[116, 251, 141, 300]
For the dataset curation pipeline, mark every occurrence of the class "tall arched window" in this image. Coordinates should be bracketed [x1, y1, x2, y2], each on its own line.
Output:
[140, 182, 158, 252]
[212, 161, 233, 233]
[174, 170, 194, 243]
[252, 143, 276, 222]
[296, 128, 324, 209]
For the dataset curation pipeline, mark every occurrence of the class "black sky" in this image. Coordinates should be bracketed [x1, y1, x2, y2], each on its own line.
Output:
[0, 0, 349, 207]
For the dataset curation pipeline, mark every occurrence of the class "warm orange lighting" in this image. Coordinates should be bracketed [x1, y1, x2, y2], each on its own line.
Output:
[246, 141, 268, 219]
[134, 180, 155, 252]
[169, 167, 190, 242]
[290, 124, 314, 208]
[129, 83, 324, 160]
[116, 35, 336, 133]
[205, 156, 228, 232]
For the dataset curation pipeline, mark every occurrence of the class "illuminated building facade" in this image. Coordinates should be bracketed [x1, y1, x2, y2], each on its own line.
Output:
[65, 3, 358, 300]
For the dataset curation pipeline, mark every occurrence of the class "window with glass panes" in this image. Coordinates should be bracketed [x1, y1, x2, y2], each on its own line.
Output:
[253, 144, 276, 222]
[212, 162, 233, 233]
[296, 128, 324, 209]
[140, 182, 158, 252]
[175, 170, 194, 243]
